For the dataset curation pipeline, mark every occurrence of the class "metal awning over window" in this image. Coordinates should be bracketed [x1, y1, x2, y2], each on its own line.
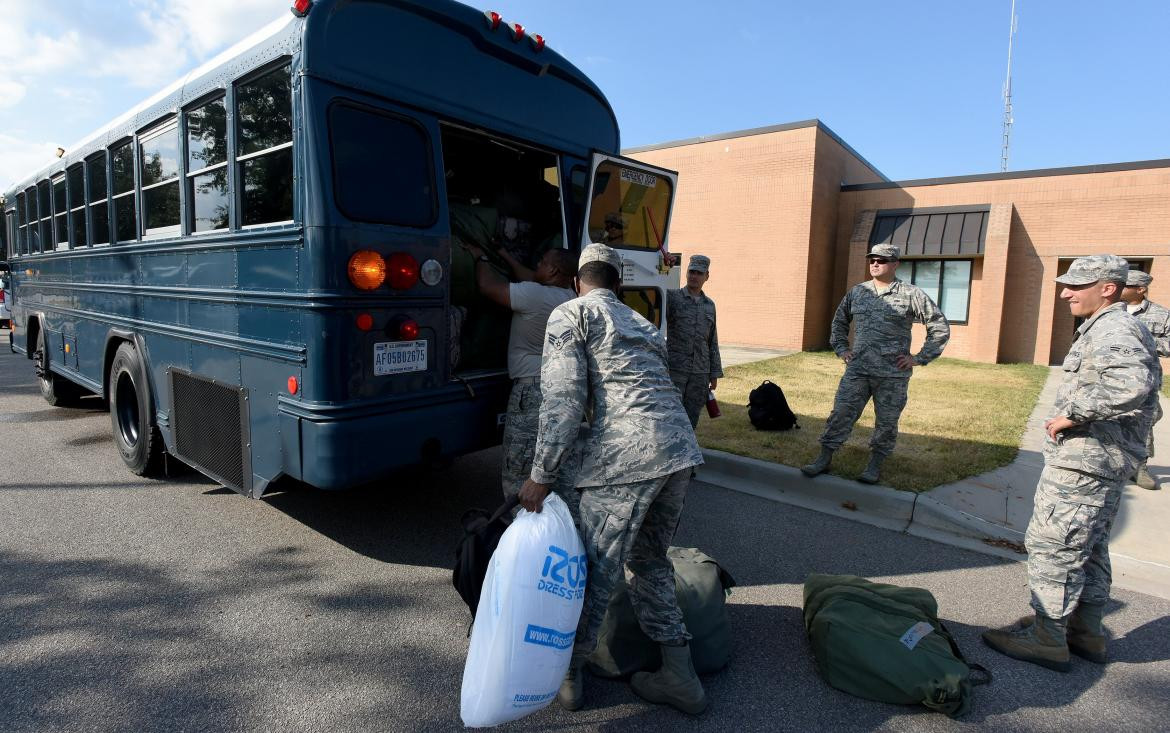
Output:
[869, 206, 988, 256]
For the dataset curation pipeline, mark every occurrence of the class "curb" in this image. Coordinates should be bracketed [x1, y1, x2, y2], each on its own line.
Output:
[697, 449, 1027, 563]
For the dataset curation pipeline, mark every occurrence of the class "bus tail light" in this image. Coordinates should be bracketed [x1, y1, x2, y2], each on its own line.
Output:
[349, 251, 386, 290]
[291, 0, 312, 17]
[484, 10, 502, 30]
[387, 252, 420, 290]
[398, 319, 420, 340]
[356, 313, 374, 331]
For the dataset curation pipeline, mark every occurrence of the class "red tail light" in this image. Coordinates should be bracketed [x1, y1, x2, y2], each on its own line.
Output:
[356, 313, 374, 331]
[387, 253, 420, 290]
[399, 319, 420, 340]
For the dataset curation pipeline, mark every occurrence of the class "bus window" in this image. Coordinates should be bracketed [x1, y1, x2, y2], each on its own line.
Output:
[328, 103, 435, 227]
[52, 175, 68, 248]
[237, 63, 292, 226]
[620, 286, 662, 328]
[587, 160, 673, 251]
[111, 141, 137, 242]
[88, 153, 110, 245]
[140, 119, 181, 236]
[186, 97, 229, 232]
[68, 164, 87, 247]
[37, 180, 51, 252]
[15, 193, 25, 256]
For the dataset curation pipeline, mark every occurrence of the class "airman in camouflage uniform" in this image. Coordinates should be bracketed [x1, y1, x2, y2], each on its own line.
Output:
[1121, 269, 1169, 490]
[518, 243, 707, 715]
[667, 254, 723, 429]
[802, 243, 950, 484]
[984, 255, 1161, 671]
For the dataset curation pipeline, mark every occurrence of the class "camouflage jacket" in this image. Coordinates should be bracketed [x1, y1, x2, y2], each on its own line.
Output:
[830, 279, 951, 378]
[1130, 299, 1170, 357]
[666, 288, 723, 378]
[1046, 302, 1162, 480]
[530, 288, 703, 488]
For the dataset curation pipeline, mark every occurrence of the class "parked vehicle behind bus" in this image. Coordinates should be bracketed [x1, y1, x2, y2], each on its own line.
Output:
[0, 0, 679, 496]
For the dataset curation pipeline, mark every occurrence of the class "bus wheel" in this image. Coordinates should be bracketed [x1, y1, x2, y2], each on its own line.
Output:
[35, 327, 81, 406]
[109, 342, 164, 476]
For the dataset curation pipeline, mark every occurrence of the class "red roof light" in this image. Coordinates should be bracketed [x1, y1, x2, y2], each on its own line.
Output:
[291, 0, 312, 17]
[510, 23, 525, 42]
[530, 34, 545, 52]
[484, 10, 502, 30]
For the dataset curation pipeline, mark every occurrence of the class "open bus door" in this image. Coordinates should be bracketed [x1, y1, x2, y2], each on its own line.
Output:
[580, 153, 681, 333]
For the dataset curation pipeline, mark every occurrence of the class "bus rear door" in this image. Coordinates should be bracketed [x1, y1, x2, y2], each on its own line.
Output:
[580, 154, 680, 332]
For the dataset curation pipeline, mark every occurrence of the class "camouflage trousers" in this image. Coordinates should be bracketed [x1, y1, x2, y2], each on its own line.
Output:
[818, 372, 909, 457]
[669, 369, 709, 430]
[500, 378, 581, 524]
[570, 469, 692, 663]
[1143, 401, 1162, 462]
[1025, 466, 1124, 619]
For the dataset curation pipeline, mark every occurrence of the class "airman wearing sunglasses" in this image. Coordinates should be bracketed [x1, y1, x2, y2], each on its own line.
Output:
[802, 243, 950, 484]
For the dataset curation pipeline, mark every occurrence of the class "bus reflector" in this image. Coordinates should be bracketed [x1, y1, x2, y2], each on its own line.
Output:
[356, 313, 374, 331]
[420, 258, 443, 286]
[291, 0, 312, 17]
[287, 376, 298, 395]
[484, 10, 502, 30]
[348, 251, 386, 290]
[510, 23, 525, 41]
[399, 319, 420, 340]
[387, 252, 420, 290]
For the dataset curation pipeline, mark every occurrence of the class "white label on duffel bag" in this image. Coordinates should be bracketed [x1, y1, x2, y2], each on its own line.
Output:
[899, 621, 935, 650]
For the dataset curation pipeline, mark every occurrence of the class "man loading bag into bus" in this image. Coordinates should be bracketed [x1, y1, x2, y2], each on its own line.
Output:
[460, 241, 579, 513]
[518, 243, 708, 715]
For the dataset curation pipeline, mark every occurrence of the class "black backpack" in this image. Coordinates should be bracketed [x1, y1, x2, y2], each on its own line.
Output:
[748, 380, 800, 431]
[452, 495, 519, 619]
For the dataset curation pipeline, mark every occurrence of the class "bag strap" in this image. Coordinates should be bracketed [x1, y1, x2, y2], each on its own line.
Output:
[489, 494, 520, 525]
[938, 620, 993, 686]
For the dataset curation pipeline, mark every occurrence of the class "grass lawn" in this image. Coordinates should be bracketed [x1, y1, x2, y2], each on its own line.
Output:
[696, 352, 1051, 492]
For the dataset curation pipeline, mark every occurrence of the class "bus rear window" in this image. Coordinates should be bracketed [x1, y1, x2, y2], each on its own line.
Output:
[329, 103, 435, 227]
[587, 160, 673, 251]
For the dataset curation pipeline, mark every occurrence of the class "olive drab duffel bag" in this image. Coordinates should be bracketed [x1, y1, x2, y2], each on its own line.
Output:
[802, 574, 991, 718]
[587, 547, 736, 678]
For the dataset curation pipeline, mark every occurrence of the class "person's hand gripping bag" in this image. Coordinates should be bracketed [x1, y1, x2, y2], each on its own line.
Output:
[460, 493, 585, 727]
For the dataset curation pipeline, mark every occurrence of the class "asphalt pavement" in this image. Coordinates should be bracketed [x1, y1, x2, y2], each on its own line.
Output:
[2, 344, 1169, 732]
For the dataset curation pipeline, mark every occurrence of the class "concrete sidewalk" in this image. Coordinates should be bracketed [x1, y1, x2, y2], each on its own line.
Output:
[699, 356, 1170, 600]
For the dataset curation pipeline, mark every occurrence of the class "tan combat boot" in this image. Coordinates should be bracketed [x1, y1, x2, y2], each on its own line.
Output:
[982, 613, 1070, 672]
[857, 453, 886, 484]
[1134, 463, 1159, 490]
[630, 643, 708, 715]
[801, 448, 834, 477]
[557, 657, 586, 711]
[1020, 602, 1107, 663]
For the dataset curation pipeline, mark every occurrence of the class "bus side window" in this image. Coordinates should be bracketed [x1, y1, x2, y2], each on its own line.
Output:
[140, 119, 181, 236]
[15, 193, 25, 256]
[68, 164, 87, 248]
[111, 141, 137, 243]
[187, 97, 229, 232]
[237, 63, 293, 226]
[88, 152, 110, 246]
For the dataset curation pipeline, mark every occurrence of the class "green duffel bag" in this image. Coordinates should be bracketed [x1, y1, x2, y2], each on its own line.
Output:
[588, 547, 736, 678]
[802, 574, 991, 718]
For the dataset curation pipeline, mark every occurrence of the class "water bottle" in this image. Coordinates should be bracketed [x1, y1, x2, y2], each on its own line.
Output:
[706, 390, 721, 419]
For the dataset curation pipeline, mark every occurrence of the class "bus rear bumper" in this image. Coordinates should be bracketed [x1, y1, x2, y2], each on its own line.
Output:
[279, 380, 510, 490]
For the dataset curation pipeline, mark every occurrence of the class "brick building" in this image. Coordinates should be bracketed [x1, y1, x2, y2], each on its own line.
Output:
[627, 120, 1170, 366]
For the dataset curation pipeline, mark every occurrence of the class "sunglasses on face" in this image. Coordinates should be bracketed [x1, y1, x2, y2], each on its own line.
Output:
[867, 258, 894, 265]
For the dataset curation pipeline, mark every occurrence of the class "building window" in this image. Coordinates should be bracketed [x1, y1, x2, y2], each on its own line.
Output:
[68, 164, 87, 247]
[187, 96, 229, 232]
[88, 152, 110, 246]
[871, 207, 988, 256]
[111, 141, 137, 243]
[896, 259, 972, 323]
[139, 119, 181, 236]
[237, 63, 293, 226]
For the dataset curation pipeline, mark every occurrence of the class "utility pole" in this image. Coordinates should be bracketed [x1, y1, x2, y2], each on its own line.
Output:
[1001, 0, 1018, 172]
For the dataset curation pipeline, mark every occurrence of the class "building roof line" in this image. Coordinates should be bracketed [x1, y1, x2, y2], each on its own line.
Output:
[841, 158, 1170, 191]
[623, 119, 889, 182]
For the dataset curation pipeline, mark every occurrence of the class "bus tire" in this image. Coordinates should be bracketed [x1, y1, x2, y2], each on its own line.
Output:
[35, 327, 82, 407]
[109, 342, 164, 476]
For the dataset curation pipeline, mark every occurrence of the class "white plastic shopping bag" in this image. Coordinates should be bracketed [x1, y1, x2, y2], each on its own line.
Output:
[460, 493, 586, 727]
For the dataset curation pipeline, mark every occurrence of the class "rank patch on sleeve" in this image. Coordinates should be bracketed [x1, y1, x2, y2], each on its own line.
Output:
[548, 329, 573, 350]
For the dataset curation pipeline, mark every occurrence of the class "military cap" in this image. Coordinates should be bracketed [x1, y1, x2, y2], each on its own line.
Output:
[579, 242, 623, 272]
[604, 212, 624, 228]
[688, 254, 711, 273]
[1055, 254, 1129, 286]
[1126, 270, 1153, 287]
[868, 244, 901, 260]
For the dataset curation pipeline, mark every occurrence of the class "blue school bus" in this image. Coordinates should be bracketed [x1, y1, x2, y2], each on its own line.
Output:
[0, 0, 679, 496]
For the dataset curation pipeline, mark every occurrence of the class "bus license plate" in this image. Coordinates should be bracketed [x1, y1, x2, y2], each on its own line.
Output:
[373, 340, 428, 375]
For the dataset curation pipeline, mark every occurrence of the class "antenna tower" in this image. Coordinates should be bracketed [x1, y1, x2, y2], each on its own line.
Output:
[1000, 0, 1018, 172]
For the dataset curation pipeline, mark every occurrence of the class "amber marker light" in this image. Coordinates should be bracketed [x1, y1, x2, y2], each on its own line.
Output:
[348, 251, 386, 290]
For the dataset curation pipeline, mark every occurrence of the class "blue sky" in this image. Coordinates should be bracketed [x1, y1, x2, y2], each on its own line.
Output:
[2, 0, 1168, 189]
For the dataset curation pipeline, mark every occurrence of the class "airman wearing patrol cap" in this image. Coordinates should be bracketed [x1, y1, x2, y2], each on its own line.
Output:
[666, 254, 723, 429]
[1120, 268, 1169, 490]
[802, 243, 950, 484]
[984, 254, 1161, 670]
[518, 241, 707, 715]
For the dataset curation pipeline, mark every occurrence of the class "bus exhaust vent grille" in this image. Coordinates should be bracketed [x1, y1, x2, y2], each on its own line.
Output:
[169, 369, 251, 495]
